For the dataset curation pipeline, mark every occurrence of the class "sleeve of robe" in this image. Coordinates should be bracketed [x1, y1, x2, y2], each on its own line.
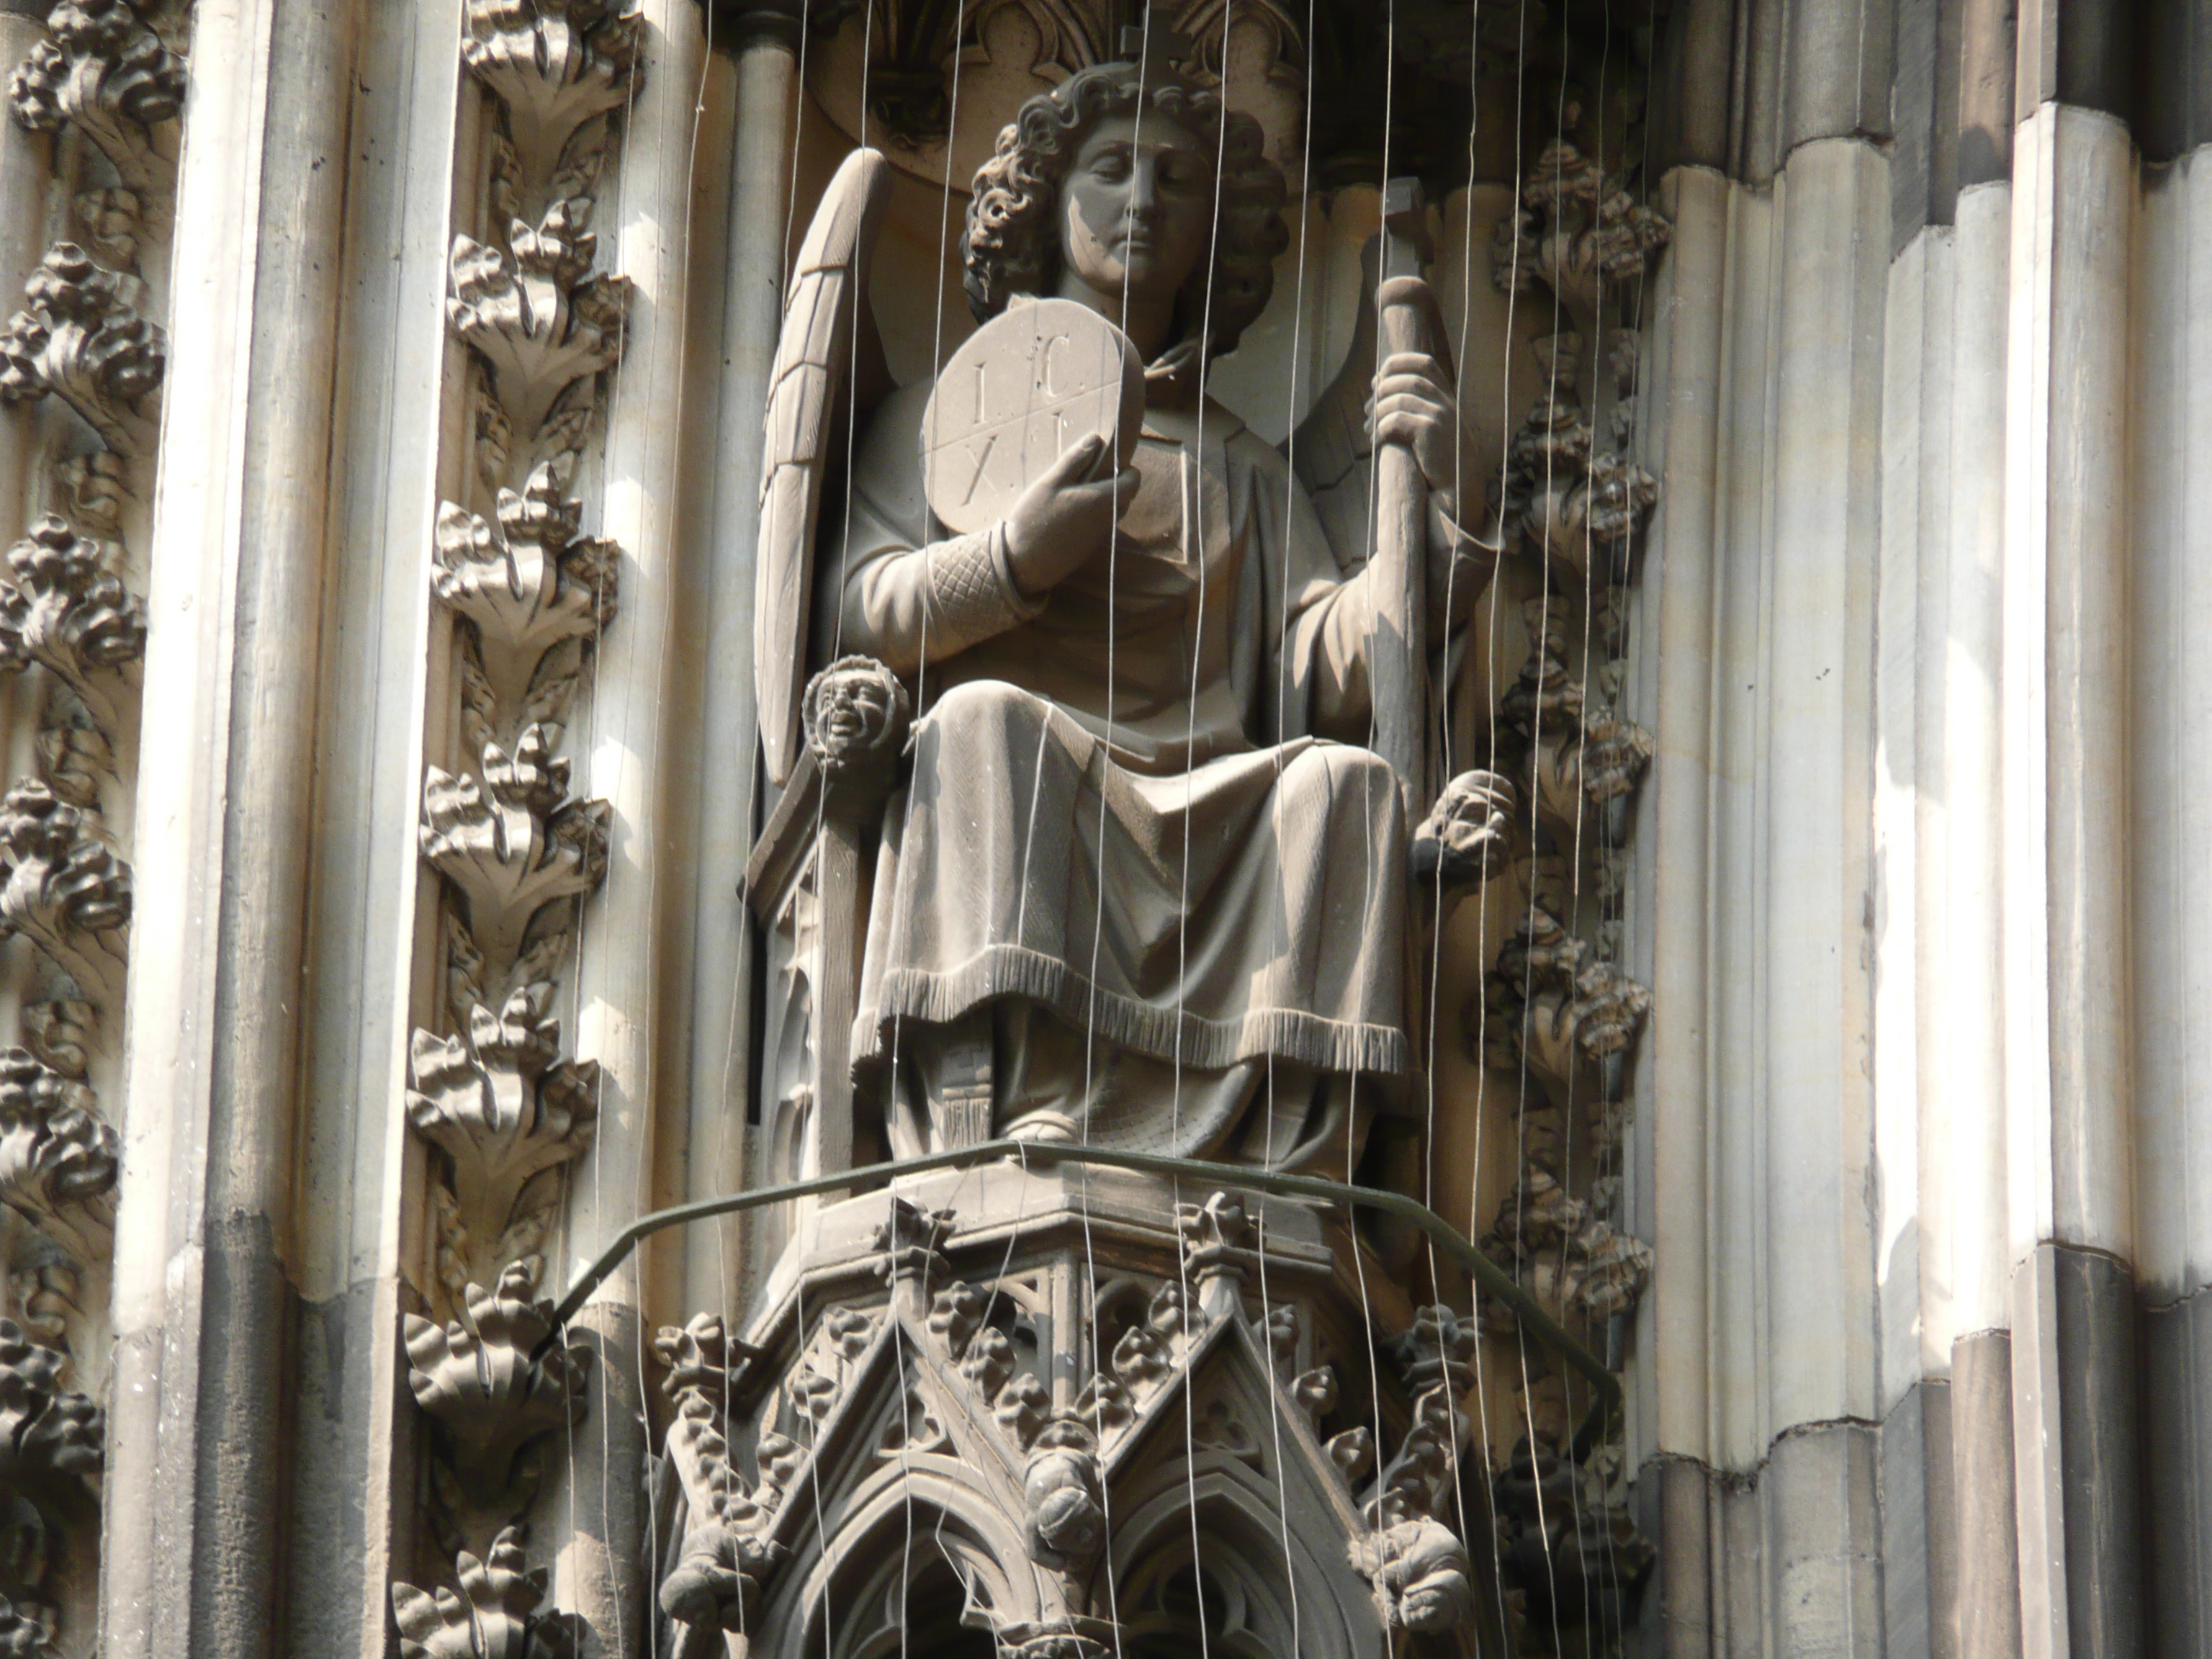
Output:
[825, 382, 1043, 675]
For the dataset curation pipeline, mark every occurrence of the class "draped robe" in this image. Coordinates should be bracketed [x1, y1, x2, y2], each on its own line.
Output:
[832, 364, 1409, 1170]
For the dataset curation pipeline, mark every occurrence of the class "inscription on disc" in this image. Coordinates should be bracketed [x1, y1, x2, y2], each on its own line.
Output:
[922, 299, 1145, 535]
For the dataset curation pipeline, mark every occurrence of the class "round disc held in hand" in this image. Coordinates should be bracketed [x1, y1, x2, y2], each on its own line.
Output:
[922, 299, 1145, 535]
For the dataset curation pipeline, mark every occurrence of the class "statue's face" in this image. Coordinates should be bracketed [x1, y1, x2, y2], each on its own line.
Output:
[817, 670, 888, 751]
[1058, 110, 1213, 307]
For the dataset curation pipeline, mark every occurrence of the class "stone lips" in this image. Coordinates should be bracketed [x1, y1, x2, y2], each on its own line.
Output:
[921, 297, 1144, 535]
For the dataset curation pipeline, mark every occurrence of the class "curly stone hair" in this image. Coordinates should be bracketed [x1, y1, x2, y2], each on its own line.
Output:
[963, 61, 1288, 359]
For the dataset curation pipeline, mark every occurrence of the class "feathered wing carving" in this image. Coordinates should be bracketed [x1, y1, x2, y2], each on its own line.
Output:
[755, 148, 893, 788]
[1289, 238, 1380, 570]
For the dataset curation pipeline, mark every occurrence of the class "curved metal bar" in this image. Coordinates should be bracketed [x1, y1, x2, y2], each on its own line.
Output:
[550, 1138, 1622, 1424]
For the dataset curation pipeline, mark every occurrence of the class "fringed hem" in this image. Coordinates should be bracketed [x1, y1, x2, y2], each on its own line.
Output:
[853, 943, 1407, 1076]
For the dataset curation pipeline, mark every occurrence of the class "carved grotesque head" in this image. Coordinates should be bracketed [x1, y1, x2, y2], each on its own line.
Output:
[1021, 1442, 1107, 1566]
[963, 60, 1287, 359]
[802, 655, 911, 777]
[1377, 1514, 1477, 1633]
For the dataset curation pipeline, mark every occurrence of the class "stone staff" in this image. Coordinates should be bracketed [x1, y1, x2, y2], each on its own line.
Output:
[1372, 176, 1441, 814]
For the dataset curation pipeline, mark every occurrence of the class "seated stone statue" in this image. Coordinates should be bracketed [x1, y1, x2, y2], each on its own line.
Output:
[826, 56, 1491, 1172]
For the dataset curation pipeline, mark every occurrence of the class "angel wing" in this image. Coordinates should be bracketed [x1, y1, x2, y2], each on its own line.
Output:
[755, 147, 892, 788]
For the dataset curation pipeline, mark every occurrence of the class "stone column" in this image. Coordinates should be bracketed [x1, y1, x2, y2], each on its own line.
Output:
[1941, 177, 2022, 1659]
[556, 3, 709, 1653]
[2001, 2, 2142, 1645]
[2130, 116, 2212, 1659]
[103, 0, 363, 1655]
[683, 2, 801, 1318]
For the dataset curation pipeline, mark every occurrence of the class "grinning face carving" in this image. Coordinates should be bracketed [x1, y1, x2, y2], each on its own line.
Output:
[1055, 112, 1213, 319]
[814, 668, 889, 752]
[803, 655, 909, 778]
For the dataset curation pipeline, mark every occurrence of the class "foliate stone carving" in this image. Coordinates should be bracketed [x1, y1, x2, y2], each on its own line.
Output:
[1493, 1429, 1655, 1638]
[0, 516, 145, 739]
[1390, 1304, 1478, 1399]
[406, 986, 599, 1297]
[1491, 130, 1670, 317]
[0, 1049, 114, 1264]
[461, 0, 642, 186]
[1479, 905, 1649, 1108]
[1480, 1166, 1653, 1333]
[5, 1260, 77, 1349]
[403, 1262, 591, 1505]
[1502, 601, 1651, 840]
[0, 244, 163, 458]
[0, 1597, 57, 1658]
[1326, 1426, 1374, 1487]
[419, 725, 610, 972]
[18, 1002, 86, 1082]
[1352, 1386, 1476, 1633]
[449, 204, 628, 441]
[0, 1319, 99, 1488]
[7, 0, 186, 202]
[1174, 1191, 1253, 1318]
[1496, 389, 1658, 588]
[391, 1526, 579, 1659]
[652, 1316, 783, 1633]
[1105, 1282, 1190, 1408]
[0, 781, 128, 1010]
[434, 459, 619, 734]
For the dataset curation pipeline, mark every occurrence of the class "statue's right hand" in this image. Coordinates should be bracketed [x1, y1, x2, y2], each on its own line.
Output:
[1002, 431, 1138, 599]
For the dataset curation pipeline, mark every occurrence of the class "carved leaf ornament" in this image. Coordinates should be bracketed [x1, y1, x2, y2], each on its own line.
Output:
[6, 0, 184, 204]
[402, 1262, 590, 1506]
[449, 205, 629, 441]
[0, 516, 145, 740]
[433, 458, 619, 721]
[0, 243, 163, 459]
[0, 1319, 99, 1490]
[0, 781, 128, 1010]
[461, 0, 642, 185]
[419, 724, 609, 969]
[391, 1525, 578, 1659]
[0, 1048, 114, 1264]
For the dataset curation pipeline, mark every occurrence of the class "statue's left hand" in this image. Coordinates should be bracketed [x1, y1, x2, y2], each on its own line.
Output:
[1370, 349, 1468, 530]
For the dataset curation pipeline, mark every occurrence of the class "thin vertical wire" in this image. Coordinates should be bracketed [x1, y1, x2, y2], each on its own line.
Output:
[1251, 0, 1322, 1642]
[1165, 15, 1244, 1647]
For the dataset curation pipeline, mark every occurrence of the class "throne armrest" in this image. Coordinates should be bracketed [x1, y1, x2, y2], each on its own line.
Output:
[743, 656, 910, 1180]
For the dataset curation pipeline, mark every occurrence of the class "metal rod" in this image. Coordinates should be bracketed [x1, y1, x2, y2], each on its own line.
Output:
[550, 1138, 1622, 1420]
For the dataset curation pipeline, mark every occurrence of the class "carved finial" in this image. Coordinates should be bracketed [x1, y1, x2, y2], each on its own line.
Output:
[1174, 1190, 1253, 1321]
[873, 1195, 954, 1303]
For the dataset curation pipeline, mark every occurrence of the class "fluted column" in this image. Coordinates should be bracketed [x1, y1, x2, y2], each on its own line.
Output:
[556, 4, 710, 1653]
[104, 1, 363, 1654]
[2000, 81, 2141, 1659]
[683, 4, 800, 1318]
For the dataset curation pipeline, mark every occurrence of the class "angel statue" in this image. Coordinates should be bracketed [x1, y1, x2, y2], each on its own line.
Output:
[753, 40, 1497, 1181]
